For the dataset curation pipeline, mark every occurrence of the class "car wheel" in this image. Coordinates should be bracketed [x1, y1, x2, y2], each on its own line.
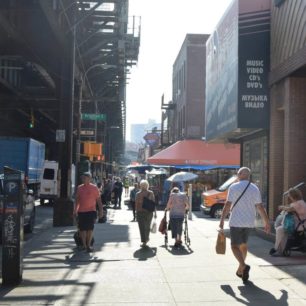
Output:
[24, 209, 35, 233]
[211, 204, 223, 219]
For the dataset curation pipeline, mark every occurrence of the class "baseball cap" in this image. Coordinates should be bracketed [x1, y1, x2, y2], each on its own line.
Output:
[82, 172, 91, 177]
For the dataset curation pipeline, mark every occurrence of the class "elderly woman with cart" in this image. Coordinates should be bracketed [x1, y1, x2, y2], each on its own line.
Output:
[165, 181, 190, 248]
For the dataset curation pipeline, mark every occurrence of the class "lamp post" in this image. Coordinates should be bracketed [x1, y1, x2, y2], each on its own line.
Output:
[106, 125, 120, 176]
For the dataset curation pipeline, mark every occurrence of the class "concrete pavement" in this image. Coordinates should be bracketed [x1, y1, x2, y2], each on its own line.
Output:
[1, 202, 306, 305]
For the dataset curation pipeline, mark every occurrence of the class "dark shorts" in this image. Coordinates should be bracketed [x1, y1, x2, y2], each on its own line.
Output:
[170, 217, 184, 239]
[230, 227, 252, 245]
[78, 211, 97, 231]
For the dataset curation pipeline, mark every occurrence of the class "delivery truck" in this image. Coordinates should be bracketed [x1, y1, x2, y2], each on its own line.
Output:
[0, 137, 45, 197]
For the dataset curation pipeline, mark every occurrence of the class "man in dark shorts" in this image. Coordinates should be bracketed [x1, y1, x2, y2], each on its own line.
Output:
[74, 172, 103, 252]
[219, 167, 270, 283]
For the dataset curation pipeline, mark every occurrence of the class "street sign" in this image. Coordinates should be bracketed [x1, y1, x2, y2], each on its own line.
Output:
[56, 129, 66, 142]
[80, 129, 95, 136]
[81, 113, 106, 121]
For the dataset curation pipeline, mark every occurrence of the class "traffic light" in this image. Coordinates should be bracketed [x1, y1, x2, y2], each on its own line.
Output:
[29, 109, 34, 128]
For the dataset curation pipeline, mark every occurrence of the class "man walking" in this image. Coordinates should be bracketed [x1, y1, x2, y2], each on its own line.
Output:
[112, 177, 123, 209]
[74, 172, 103, 252]
[219, 167, 270, 283]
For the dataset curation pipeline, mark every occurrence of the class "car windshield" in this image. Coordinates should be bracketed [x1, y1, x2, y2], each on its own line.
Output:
[217, 175, 237, 192]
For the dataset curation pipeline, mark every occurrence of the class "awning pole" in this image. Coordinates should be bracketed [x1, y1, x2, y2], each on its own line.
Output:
[188, 183, 192, 220]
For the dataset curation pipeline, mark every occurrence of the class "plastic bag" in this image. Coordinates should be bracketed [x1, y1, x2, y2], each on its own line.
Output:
[150, 220, 157, 233]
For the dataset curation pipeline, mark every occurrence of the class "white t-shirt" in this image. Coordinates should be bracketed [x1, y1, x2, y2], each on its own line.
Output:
[227, 180, 262, 228]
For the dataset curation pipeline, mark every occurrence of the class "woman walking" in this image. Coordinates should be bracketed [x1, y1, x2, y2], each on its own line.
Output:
[135, 180, 155, 247]
[165, 186, 189, 247]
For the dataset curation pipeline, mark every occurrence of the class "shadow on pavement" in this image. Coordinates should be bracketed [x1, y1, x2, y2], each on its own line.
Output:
[133, 247, 157, 261]
[221, 282, 289, 306]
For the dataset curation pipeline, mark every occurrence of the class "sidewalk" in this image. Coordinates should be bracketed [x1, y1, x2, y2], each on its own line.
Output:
[1, 201, 306, 305]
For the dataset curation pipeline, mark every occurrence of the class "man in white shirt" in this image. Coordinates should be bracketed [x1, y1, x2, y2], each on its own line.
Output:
[219, 167, 270, 283]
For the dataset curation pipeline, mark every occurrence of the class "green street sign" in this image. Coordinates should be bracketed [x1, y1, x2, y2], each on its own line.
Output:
[81, 113, 106, 121]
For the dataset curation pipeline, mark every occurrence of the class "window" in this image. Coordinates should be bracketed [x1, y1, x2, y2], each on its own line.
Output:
[43, 169, 55, 180]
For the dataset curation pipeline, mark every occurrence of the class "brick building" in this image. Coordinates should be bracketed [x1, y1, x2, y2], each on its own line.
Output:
[269, 0, 306, 219]
[172, 34, 209, 141]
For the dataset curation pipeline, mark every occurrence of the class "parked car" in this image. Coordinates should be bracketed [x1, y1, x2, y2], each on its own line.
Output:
[0, 173, 36, 236]
[201, 175, 238, 218]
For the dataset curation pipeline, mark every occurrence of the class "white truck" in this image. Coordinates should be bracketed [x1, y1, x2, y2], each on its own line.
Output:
[40, 161, 76, 205]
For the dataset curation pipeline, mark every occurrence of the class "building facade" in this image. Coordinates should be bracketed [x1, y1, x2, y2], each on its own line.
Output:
[269, 0, 306, 219]
[172, 34, 209, 141]
[205, 0, 271, 210]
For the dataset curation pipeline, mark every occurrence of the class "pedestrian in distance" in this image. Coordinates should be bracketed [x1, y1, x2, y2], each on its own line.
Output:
[124, 177, 130, 197]
[129, 182, 139, 222]
[102, 178, 112, 207]
[165, 186, 189, 248]
[112, 177, 123, 209]
[270, 188, 306, 256]
[219, 167, 270, 283]
[135, 180, 155, 248]
[74, 172, 103, 252]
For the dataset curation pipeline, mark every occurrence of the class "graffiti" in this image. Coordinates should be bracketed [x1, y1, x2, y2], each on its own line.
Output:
[4, 214, 17, 244]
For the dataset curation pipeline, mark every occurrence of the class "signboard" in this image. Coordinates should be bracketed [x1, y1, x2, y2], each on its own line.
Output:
[81, 113, 106, 121]
[143, 133, 160, 147]
[2, 167, 24, 285]
[56, 129, 66, 142]
[205, 0, 270, 141]
[80, 129, 95, 136]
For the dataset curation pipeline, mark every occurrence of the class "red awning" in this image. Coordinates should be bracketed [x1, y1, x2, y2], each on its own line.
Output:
[146, 140, 240, 166]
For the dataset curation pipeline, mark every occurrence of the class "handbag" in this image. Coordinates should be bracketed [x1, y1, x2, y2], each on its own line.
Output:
[216, 230, 226, 254]
[283, 212, 295, 234]
[159, 212, 167, 234]
[142, 193, 156, 212]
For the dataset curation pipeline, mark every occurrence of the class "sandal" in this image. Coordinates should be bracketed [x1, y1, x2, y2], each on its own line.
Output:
[236, 271, 242, 278]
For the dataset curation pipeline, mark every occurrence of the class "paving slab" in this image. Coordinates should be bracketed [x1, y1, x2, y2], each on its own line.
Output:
[1, 203, 306, 305]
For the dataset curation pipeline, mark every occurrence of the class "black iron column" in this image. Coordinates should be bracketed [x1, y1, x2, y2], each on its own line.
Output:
[53, 11, 76, 226]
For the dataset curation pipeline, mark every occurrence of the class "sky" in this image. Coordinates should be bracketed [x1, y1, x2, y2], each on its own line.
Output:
[126, 0, 233, 140]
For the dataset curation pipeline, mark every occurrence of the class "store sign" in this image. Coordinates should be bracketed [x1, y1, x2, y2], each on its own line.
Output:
[143, 133, 160, 147]
[205, 0, 270, 141]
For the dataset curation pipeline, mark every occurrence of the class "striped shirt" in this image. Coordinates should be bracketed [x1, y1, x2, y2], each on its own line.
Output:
[227, 180, 262, 228]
